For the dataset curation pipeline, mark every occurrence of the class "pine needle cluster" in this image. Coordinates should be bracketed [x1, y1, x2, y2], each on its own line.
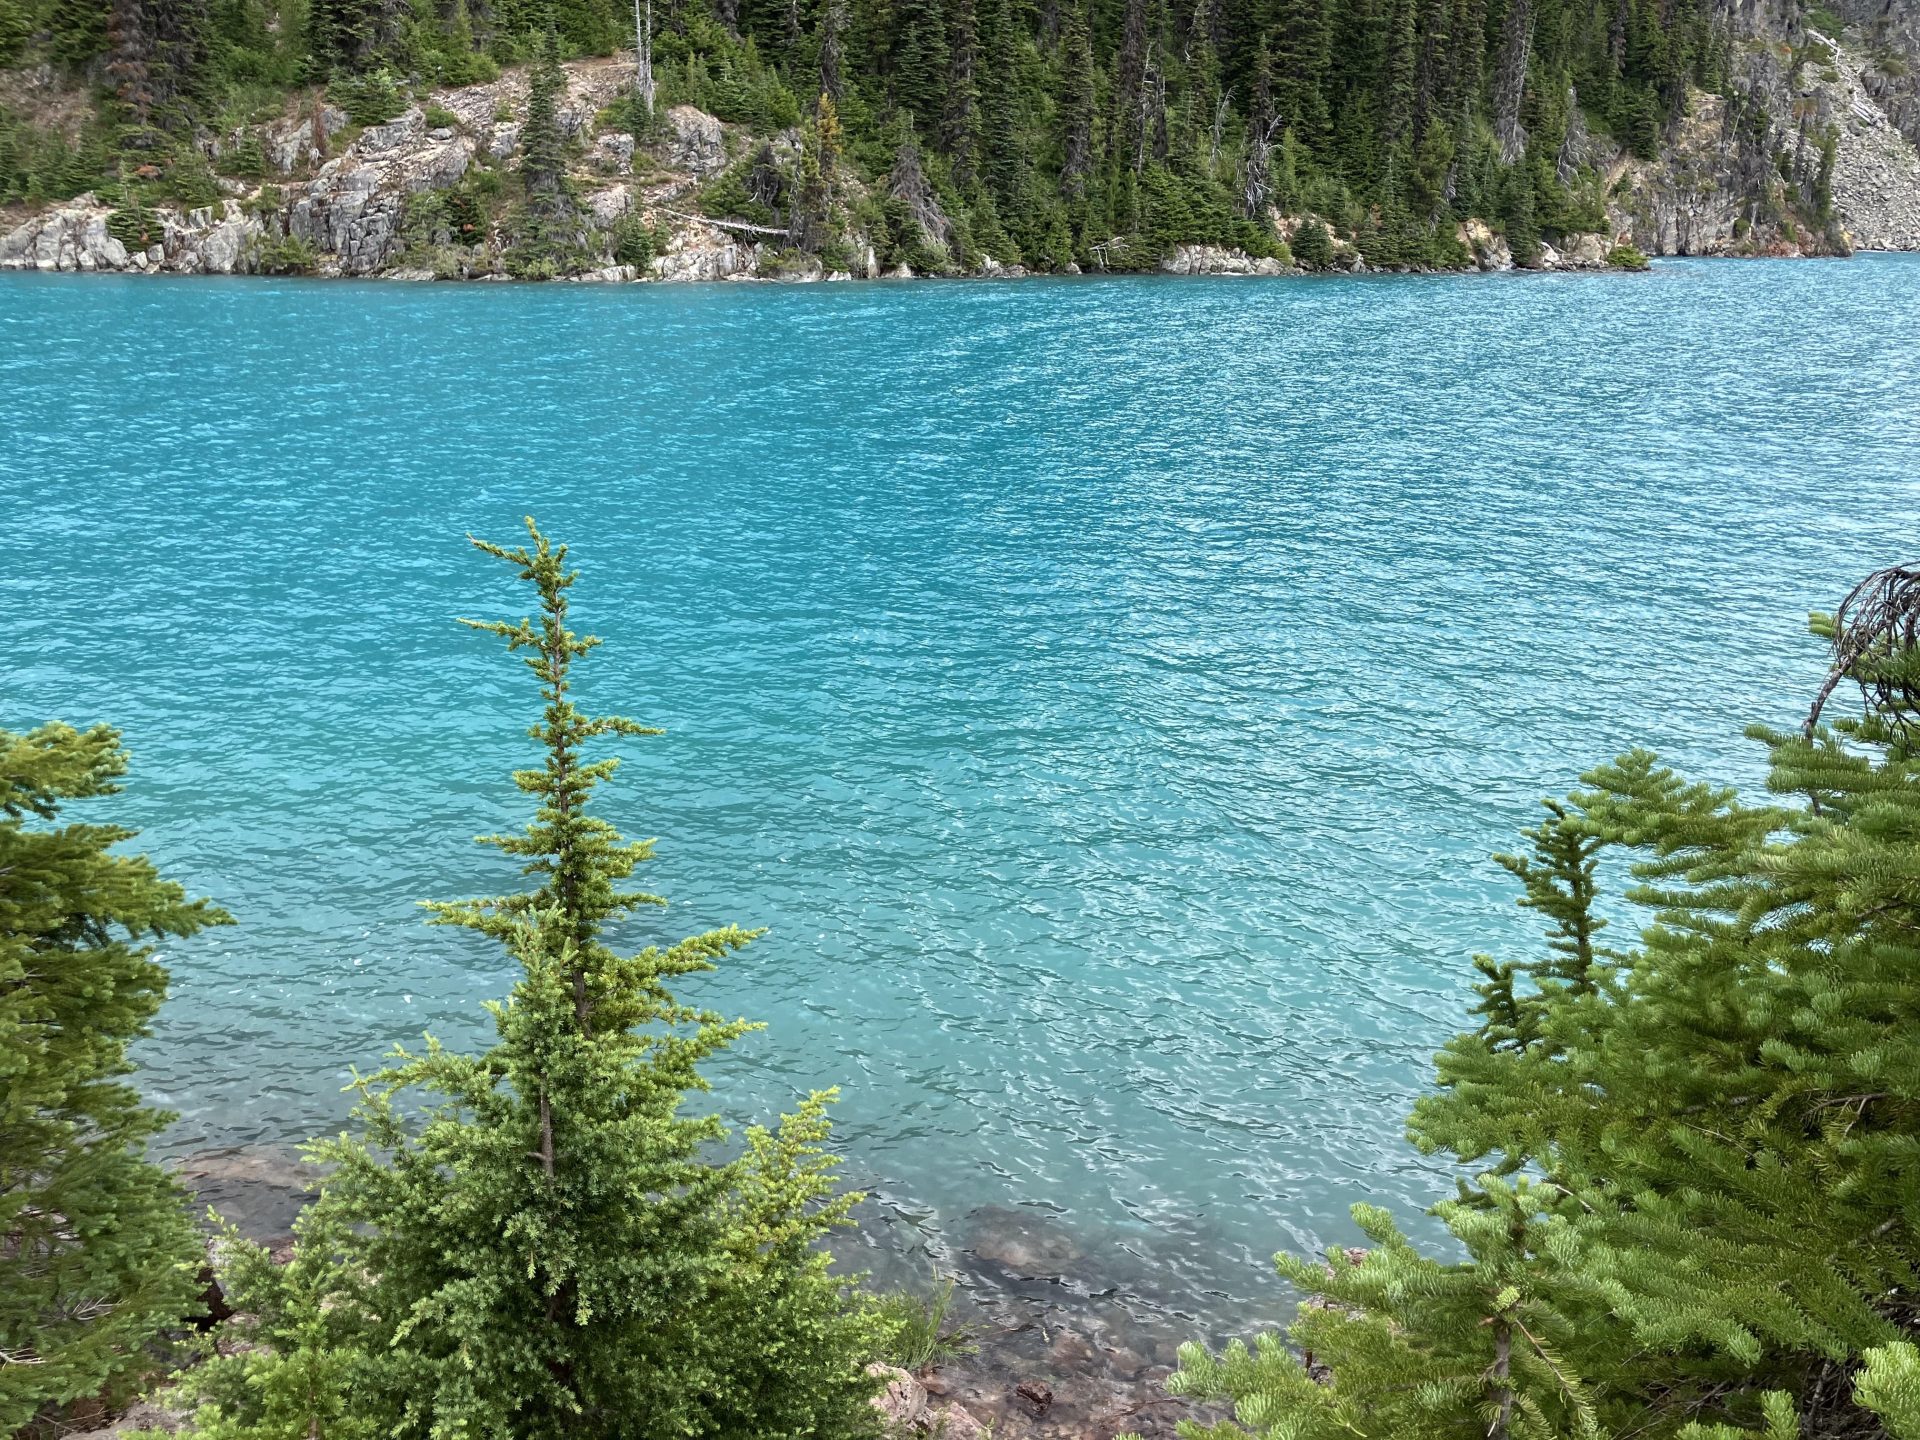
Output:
[1141, 577, 1920, 1439]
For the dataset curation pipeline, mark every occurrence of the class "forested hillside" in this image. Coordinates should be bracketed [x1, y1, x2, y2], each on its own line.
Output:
[8, 0, 1896, 275]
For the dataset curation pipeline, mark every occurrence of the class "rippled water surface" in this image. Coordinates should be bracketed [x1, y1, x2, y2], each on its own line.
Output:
[4, 259, 1918, 1334]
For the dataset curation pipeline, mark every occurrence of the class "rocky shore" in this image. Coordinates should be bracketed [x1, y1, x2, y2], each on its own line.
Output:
[6, 9, 1919, 288]
[164, 1148, 1249, 1440]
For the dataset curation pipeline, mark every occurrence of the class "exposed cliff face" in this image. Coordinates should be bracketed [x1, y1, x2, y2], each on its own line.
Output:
[1590, 5, 1920, 255]
[5, 4, 1919, 283]
[1834, 0, 1920, 147]
[1818, 45, 1920, 244]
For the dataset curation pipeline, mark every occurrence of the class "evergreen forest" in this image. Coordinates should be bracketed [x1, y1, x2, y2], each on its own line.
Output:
[0, 0, 1755, 271]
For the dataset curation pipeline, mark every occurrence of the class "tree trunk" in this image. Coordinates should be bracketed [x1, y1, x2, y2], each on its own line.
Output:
[1491, 1320, 1514, 1440]
[1491, 0, 1532, 162]
[634, 0, 655, 118]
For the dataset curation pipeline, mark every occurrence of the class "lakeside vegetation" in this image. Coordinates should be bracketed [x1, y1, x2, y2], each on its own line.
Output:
[0, 0, 1844, 272]
[5, 533, 1919, 1438]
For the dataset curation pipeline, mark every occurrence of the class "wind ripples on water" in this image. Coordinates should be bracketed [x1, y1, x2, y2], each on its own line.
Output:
[2, 259, 1917, 1331]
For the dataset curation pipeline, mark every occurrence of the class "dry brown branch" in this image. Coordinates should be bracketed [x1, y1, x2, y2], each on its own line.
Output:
[1806, 563, 1920, 739]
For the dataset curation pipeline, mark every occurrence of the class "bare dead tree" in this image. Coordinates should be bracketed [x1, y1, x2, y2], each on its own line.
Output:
[1149, 63, 1169, 162]
[819, 0, 847, 101]
[1241, 46, 1281, 219]
[1491, 0, 1533, 162]
[889, 137, 959, 258]
[632, 0, 655, 119]
[660, 208, 792, 235]
[1241, 113, 1281, 217]
[1210, 89, 1232, 169]
[1805, 563, 1920, 739]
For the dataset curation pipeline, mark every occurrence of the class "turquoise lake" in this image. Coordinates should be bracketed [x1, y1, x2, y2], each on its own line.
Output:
[3, 258, 1918, 1339]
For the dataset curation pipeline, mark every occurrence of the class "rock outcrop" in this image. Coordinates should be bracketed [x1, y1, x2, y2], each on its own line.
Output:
[61, 1400, 187, 1438]
[1159, 244, 1294, 275]
[1824, 31, 1920, 249]
[1539, 232, 1612, 269]
[663, 104, 730, 178]
[867, 1364, 992, 1440]
[1458, 217, 1515, 270]
[1593, 11, 1920, 255]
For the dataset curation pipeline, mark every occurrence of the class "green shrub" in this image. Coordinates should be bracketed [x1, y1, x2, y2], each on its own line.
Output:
[870, 1275, 976, 1373]
[423, 104, 460, 130]
[610, 210, 666, 267]
[3, 109, 112, 204]
[508, 248, 562, 279]
[1291, 216, 1333, 269]
[0, 0, 31, 64]
[755, 244, 820, 277]
[444, 186, 488, 244]
[816, 234, 859, 273]
[665, 41, 802, 132]
[1606, 242, 1650, 269]
[219, 129, 266, 178]
[250, 232, 317, 274]
[330, 70, 406, 127]
[1134, 576, 1920, 1440]
[107, 201, 164, 250]
[159, 148, 222, 208]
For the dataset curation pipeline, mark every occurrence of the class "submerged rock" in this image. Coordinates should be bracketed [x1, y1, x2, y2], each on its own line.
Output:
[928, 1403, 989, 1438]
[870, 1364, 928, 1432]
[965, 1204, 1082, 1276]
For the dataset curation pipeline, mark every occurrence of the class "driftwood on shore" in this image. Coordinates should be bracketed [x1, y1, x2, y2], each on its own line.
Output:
[660, 209, 792, 238]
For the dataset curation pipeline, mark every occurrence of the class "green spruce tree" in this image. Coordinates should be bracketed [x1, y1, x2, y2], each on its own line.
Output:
[510, 32, 575, 274]
[1143, 565, 1920, 1439]
[174, 519, 882, 1440]
[1, 722, 230, 1431]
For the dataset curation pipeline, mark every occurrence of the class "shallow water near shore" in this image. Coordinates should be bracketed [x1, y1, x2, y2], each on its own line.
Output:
[4, 259, 1919, 1364]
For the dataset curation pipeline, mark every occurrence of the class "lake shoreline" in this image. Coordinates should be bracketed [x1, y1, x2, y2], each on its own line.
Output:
[173, 1149, 1234, 1439]
[4, 239, 1878, 287]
